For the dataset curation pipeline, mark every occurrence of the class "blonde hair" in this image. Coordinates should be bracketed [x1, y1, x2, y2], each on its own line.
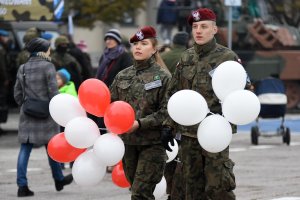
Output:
[149, 38, 170, 73]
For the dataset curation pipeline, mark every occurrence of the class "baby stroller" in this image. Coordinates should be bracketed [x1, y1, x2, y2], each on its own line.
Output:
[251, 77, 291, 145]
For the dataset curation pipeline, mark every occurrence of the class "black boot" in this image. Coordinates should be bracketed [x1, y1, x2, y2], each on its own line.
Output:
[17, 186, 34, 197]
[55, 174, 73, 191]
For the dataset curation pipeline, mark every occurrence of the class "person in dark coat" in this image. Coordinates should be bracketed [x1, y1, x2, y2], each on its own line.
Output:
[68, 39, 93, 81]
[96, 29, 132, 87]
[14, 38, 73, 197]
[51, 35, 83, 91]
[156, 0, 178, 44]
[95, 28, 132, 136]
[0, 29, 10, 131]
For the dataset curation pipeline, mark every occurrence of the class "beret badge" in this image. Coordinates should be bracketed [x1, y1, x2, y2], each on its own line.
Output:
[192, 11, 201, 21]
[136, 31, 144, 40]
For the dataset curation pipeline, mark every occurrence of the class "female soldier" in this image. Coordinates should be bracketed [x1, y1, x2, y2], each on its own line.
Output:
[110, 26, 171, 200]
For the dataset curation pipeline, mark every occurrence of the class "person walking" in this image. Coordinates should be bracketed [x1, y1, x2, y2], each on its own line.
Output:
[161, 31, 189, 74]
[14, 38, 73, 197]
[95, 28, 132, 138]
[161, 8, 242, 200]
[110, 26, 171, 200]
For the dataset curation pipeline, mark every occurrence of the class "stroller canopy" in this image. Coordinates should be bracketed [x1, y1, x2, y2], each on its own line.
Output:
[255, 77, 287, 105]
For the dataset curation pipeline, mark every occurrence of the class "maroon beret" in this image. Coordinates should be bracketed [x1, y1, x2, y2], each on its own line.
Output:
[187, 8, 216, 25]
[129, 26, 157, 43]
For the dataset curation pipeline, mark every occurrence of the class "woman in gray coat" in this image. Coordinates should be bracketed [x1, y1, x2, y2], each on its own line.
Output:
[14, 38, 73, 197]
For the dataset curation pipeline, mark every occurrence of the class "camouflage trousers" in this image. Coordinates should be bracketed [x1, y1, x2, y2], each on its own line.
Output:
[181, 136, 236, 200]
[123, 144, 167, 200]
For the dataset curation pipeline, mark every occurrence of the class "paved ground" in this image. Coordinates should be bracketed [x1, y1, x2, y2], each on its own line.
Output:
[1, 110, 300, 200]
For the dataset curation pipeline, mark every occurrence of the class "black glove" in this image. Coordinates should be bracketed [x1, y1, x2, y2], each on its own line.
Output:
[160, 126, 174, 152]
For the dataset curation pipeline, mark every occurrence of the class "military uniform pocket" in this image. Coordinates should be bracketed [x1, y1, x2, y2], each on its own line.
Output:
[181, 65, 196, 81]
[222, 159, 236, 191]
[117, 81, 130, 90]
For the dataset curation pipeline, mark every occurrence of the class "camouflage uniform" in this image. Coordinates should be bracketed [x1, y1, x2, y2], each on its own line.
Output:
[164, 38, 238, 200]
[51, 36, 82, 91]
[161, 45, 187, 74]
[110, 56, 171, 200]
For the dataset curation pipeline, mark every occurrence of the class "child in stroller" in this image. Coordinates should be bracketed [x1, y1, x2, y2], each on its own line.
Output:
[251, 76, 291, 145]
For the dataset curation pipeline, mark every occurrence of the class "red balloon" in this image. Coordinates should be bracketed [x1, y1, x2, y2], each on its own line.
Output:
[78, 79, 111, 117]
[112, 162, 130, 188]
[47, 132, 86, 162]
[104, 101, 135, 134]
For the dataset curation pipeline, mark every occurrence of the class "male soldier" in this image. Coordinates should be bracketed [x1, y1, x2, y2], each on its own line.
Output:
[161, 8, 239, 200]
[16, 27, 42, 67]
[161, 31, 189, 74]
[51, 35, 82, 91]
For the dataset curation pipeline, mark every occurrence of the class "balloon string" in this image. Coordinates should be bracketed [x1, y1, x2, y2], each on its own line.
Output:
[99, 128, 108, 131]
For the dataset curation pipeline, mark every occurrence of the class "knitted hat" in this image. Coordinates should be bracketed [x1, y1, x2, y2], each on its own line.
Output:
[57, 68, 71, 83]
[129, 26, 156, 43]
[104, 29, 122, 44]
[173, 32, 189, 46]
[26, 38, 50, 53]
[187, 8, 216, 25]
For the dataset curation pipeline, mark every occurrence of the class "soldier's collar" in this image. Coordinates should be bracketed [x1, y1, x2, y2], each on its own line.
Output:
[194, 37, 216, 56]
[133, 55, 156, 71]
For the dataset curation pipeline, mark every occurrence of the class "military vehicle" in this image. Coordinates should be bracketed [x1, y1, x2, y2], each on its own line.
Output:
[0, 0, 60, 107]
[215, 17, 300, 113]
[215, 0, 300, 113]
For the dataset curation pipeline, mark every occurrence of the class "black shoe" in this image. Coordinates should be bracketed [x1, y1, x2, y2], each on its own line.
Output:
[17, 186, 34, 197]
[55, 174, 73, 191]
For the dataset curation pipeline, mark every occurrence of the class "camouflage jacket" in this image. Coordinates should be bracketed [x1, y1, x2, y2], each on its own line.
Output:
[161, 45, 186, 74]
[16, 49, 30, 67]
[110, 56, 171, 145]
[164, 38, 239, 138]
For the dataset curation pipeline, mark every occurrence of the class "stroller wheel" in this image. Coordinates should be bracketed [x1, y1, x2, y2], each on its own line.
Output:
[283, 128, 291, 145]
[251, 126, 259, 145]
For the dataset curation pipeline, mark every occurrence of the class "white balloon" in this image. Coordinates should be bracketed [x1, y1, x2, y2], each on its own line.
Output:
[167, 90, 208, 126]
[49, 93, 86, 127]
[72, 150, 106, 186]
[222, 90, 261, 125]
[153, 176, 167, 199]
[93, 133, 125, 166]
[166, 139, 178, 163]
[197, 115, 232, 153]
[65, 117, 100, 148]
[212, 61, 247, 101]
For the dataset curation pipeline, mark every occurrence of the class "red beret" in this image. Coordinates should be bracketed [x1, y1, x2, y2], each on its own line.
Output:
[187, 8, 216, 25]
[129, 26, 157, 43]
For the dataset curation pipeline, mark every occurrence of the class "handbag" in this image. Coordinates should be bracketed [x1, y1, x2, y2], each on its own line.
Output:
[22, 64, 50, 119]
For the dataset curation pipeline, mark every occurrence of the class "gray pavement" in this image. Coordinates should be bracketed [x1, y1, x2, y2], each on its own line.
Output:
[1, 110, 300, 200]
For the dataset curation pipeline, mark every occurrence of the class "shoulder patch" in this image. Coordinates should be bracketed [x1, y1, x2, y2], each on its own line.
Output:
[153, 75, 160, 81]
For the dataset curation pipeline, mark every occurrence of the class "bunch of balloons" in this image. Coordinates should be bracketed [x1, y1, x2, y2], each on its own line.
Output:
[47, 79, 135, 187]
[167, 61, 260, 153]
